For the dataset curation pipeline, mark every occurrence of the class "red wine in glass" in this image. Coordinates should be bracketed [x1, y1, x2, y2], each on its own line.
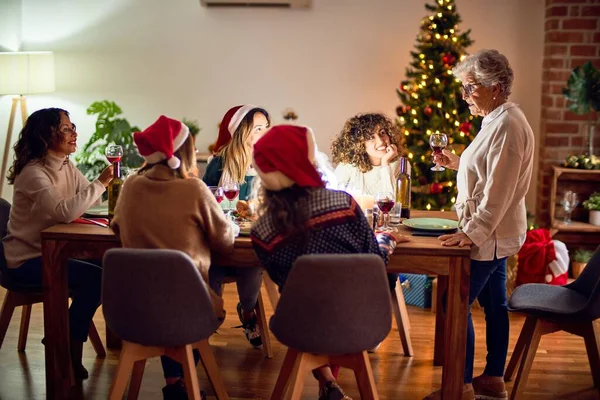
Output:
[214, 195, 224, 203]
[224, 189, 239, 201]
[431, 146, 444, 155]
[377, 199, 395, 213]
[106, 155, 122, 164]
[430, 133, 448, 172]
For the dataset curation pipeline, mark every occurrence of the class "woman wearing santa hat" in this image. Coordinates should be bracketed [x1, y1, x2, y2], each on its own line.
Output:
[2, 108, 113, 380]
[111, 115, 236, 399]
[202, 105, 270, 349]
[250, 124, 408, 400]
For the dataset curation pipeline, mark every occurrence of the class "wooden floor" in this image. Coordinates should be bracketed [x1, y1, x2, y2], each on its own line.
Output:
[0, 285, 599, 400]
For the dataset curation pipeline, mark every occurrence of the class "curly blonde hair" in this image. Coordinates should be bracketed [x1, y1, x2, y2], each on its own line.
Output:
[331, 113, 402, 173]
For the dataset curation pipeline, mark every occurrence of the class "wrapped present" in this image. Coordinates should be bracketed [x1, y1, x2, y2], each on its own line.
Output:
[400, 273, 434, 308]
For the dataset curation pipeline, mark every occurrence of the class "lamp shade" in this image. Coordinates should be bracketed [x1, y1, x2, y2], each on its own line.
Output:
[0, 51, 55, 95]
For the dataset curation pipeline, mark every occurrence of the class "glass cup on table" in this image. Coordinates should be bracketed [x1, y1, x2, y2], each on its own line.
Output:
[375, 191, 396, 232]
[430, 132, 448, 172]
[561, 190, 579, 224]
[222, 182, 240, 219]
[208, 186, 224, 205]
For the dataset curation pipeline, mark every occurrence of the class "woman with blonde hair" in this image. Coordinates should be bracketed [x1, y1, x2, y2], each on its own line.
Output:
[202, 105, 270, 349]
[112, 115, 236, 399]
[425, 49, 535, 400]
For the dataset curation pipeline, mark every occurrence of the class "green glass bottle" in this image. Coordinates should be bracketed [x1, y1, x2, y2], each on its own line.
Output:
[108, 160, 123, 221]
[396, 157, 411, 219]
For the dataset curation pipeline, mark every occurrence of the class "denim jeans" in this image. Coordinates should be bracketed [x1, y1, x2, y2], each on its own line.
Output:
[161, 349, 200, 379]
[209, 265, 262, 312]
[464, 256, 509, 383]
[6, 257, 102, 342]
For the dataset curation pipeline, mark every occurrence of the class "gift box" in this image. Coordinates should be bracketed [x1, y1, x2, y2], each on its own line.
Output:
[400, 273, 434, 308]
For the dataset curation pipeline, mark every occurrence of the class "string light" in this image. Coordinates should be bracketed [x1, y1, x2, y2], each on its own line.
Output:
[437, 101, 443, 108]
[445, 112, 450, 118]
[443, 35, 448, 39]
[419, 54, 425, 59]
[434, 78, 440, 84]
[399, 116, 405, 122]
[421, 80, 427, 86]
[437, 12, 442, 17]
[426, 204, 432, 210]
[421, 74, 427, 79]
[411, 109, 417, 115]
[451, 149, 456, 154]
[432, 23, 437, 29]
[404, 130, 409, 136]
[448, 5, 452, 10]
[408, 152, 414, 159]
[429, 15, 434, 20]
[426, 129, 432, 135]
[460, 132, 465, 137]
[447, 69, 453, 75]
[449, 29, 455, 33]
[452, 37, 458, 42]
[455, 78, 461, 83]
[429, 64, 434, 70]
[452, 110, 457, 114]
[451, 197, 456, 203]
[460, 55, 466, 61]
[421, 155, 425, 161]
[412, 93, 419, 99]
[435, 33, 441, 39]
[454, 121, 460, 127]
[448, 182, 453, 187]
[413, 118, 419, 124]
[438, 0, 443, 4]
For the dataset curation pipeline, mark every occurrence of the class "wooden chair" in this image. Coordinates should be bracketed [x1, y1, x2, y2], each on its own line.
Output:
[103, 248, 228, 400]
[270, 254, 392, 400]
[504, 245, 600, 399]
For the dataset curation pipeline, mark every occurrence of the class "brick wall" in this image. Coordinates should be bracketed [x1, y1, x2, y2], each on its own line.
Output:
[535, 0, 600, 225]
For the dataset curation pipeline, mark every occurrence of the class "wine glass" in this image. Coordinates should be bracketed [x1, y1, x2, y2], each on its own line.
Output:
[222, 182, 240, 218]
[105, 145, 123, 165]
[208, 186, 224, 204]
[376, 191, 396, 232]
[561, 190, 579, 224]
[430, 133, 448, 172]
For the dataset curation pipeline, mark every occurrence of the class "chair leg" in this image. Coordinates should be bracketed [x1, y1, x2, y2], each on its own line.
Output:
[179, 344, 202, 400]
[271, 348, 300, 400]
[255, 291, 273, 359]
[582, 321, 600, 389]
[353, 351, 379, 400]
[505, 315, 537, 382]
[17, 304, 32, 352]
[89, 321, 107, 357]
[391, 277, 413, 357]
[510, 317, 543, 400]
[126, 360, 146, 400]
[196, 339, 229, 400]
[0, 291, 17, 349]
[287, 352, 313, 400]
[109, 341, 138, 400]
[262, 273, 280, 310]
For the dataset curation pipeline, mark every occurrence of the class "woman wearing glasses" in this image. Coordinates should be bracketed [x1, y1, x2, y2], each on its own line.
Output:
[426, 50, 535, 400]
[1, 108, 113, 380]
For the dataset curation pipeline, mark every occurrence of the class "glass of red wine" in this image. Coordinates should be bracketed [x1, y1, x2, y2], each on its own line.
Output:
[209, 186, 224, 204]
[105, 145, 123, 177]
[376, 191, 396, 232]
[222, 182, 239, 218]
[430, 132, 448, 172]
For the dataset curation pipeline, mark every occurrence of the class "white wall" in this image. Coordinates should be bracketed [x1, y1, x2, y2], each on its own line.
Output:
[0, 0, 544, 207]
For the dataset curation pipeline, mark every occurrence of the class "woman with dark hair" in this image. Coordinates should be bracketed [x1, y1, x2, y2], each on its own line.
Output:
[202, 105, 271, 349]
[2, 107, 113, 379]
[251, 125, 407, 400]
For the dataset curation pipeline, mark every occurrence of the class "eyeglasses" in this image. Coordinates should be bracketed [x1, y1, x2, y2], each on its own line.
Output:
[59, 124, 77, 136]
[461, 83, 479, 97]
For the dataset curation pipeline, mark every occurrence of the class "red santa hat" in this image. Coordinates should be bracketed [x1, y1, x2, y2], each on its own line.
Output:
[214, 104, 259, 153]
[253, 125, 324, 191]
[133, 115, 189, 169]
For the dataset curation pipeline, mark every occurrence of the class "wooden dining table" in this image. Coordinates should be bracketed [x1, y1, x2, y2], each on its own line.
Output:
[41, 210, 470, 399]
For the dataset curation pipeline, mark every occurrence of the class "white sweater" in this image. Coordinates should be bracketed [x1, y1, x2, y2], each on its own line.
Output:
[2, 154, 105, 268]
[456, 102, 535, 261]
[334, 160, 400, 196]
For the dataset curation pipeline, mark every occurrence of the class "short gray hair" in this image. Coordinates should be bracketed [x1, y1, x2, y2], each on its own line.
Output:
[452, 49, 514, 99]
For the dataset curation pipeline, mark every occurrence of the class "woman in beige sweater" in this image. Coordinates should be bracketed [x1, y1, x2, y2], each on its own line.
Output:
[1, 108, 113, 380]
[111, 115, 235, 399]
[426, 50, 535, 400]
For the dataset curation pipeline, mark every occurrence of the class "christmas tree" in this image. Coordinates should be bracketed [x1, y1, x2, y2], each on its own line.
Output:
[396, 0, 481, 211]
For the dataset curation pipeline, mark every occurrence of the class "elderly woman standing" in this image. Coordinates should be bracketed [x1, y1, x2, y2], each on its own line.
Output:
[425, 49, 535, 400]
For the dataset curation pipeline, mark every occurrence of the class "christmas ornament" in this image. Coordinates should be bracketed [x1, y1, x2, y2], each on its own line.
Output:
[424, 107, 433, 116]
[396, 106, 404, 116]
[430, 182, 443, 195]
[442, 53, 456, 65]
[459, 121, 472, 133]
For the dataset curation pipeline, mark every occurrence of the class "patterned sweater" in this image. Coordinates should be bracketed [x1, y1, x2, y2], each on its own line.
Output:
[251, 187, 396, 290]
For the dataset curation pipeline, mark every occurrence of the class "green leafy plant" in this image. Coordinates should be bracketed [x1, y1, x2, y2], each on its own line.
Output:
[573, 249, 594, 264]
[75, 101, 143, 181]
[562, 61, 600, 156]
[182, 118, 201, 136]
[583, 192, 600, 211]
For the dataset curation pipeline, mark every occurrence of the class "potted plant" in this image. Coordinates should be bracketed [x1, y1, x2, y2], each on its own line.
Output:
[583, 192, 600, 226]
[572, 249, 594, 278]
[562, 61, 600, 157]
[75, 100, 143, 182]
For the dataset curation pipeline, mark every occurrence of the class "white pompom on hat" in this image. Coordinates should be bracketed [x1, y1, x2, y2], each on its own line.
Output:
[133, 115, 190, 169]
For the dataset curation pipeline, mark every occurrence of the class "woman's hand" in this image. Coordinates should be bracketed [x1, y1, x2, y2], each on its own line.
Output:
[381, 144, 398, 166]
[98, 165, 114, 187]
[438, 231, 472, 247]
[433, 149, 460, 171]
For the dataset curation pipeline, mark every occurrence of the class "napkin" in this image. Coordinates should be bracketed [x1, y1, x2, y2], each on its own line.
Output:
[72, 218, 109, 227]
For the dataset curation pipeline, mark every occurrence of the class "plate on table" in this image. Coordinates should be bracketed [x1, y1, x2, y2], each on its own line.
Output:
[402, 218, 458, 231]
[84, 205, 109, 218]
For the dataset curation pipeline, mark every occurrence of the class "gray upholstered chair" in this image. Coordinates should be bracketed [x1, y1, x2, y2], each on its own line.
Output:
[269, 254, 392, 400]
[505, 245, 600, 399]
[103, 248, 228, 400]
[0, 198, 104, 355]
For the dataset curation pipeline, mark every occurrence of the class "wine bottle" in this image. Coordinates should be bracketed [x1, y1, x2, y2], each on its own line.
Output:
[108, 161, 123, 221]
[396, 157, 411, 219]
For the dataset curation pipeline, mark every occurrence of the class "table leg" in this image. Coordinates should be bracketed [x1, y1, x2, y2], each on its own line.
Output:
[441, 256, 470, 399]
[434, 275, 448, 366]
[42, 239, 71, 399]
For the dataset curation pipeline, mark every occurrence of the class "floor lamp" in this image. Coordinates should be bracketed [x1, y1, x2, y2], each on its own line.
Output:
[0, 51, 55, 198]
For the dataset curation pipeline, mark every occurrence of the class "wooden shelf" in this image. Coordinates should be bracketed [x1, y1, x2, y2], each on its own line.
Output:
[552, 221, 600, 233]
[553, 166, 600, 176]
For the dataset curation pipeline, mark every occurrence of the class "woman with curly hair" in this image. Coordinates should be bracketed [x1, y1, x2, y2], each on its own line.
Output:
[1, 108, 113, 380]
[331, 113, 402, 196]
